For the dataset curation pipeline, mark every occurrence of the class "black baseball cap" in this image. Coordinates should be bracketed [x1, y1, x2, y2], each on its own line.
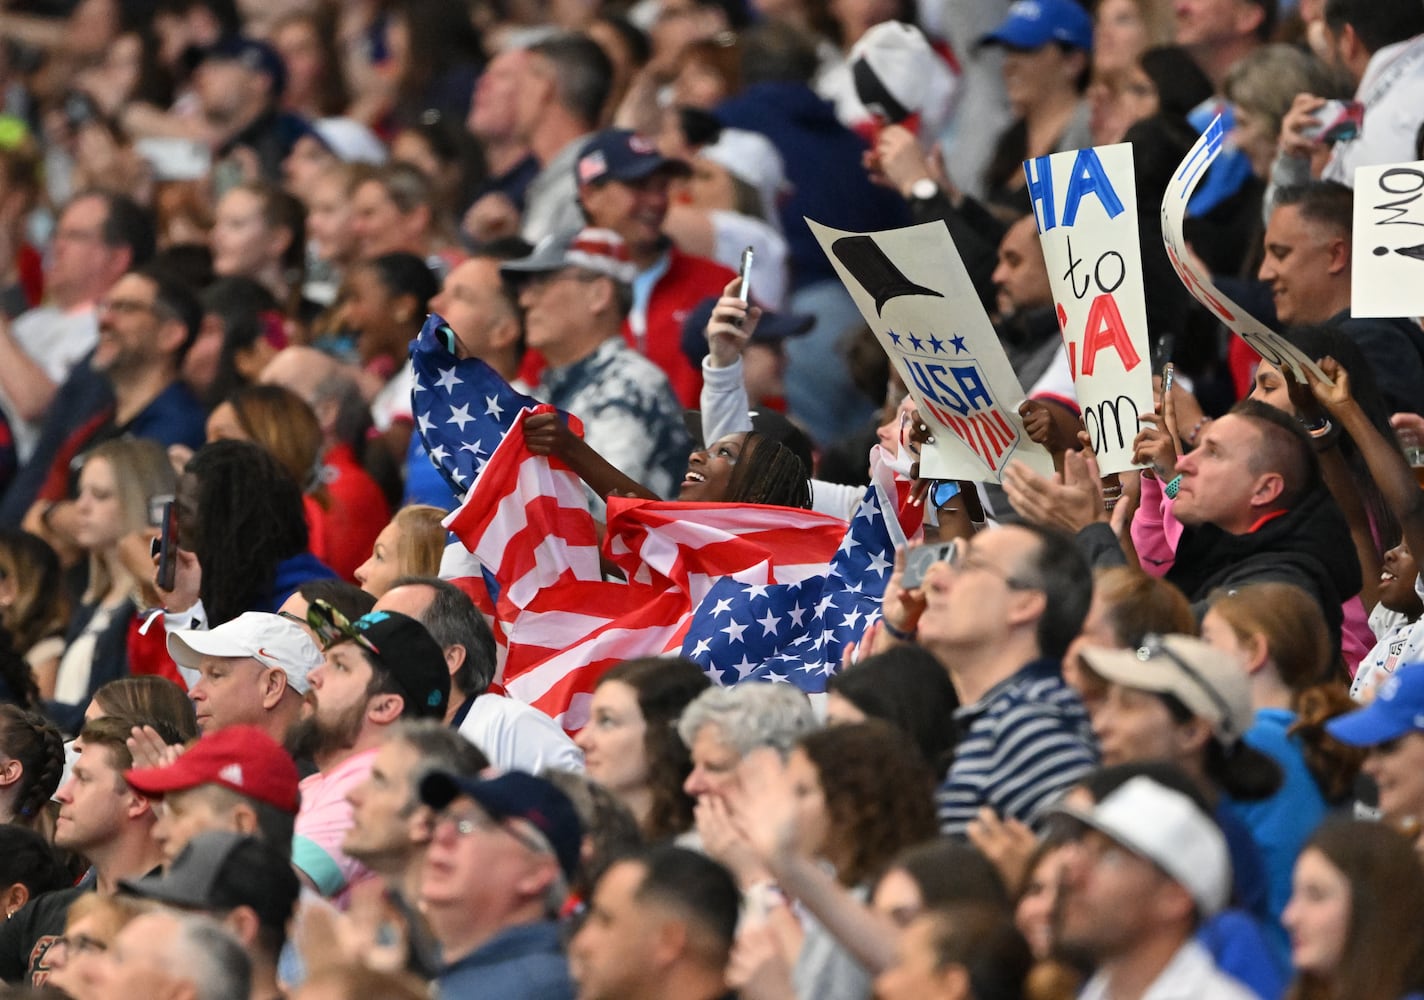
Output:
[308, 603, 451, 720]
[120, 832, 299, 934]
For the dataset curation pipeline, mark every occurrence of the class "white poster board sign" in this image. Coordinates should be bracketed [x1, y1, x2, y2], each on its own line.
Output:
[811, 219, 1055, 483]
[1352, 160, 1424, 319]
[1023, 143, 1153, 474]
[1162, 116, 1328, 384]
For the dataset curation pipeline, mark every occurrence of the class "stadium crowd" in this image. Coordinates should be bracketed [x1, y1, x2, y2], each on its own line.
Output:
[0, 0, 1419, 997]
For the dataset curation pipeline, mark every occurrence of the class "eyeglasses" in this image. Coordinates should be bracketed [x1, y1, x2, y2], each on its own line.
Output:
[437, 806, 551, 857]
[1135, 633, 1237, 744]
[955, 552, 1037, 591]
[48, 933, 108, 961]
[305, 598, 380, 657]
[277, 609, 307, 628]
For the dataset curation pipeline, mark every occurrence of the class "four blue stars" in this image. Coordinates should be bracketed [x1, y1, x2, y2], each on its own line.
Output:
[888, 330, 960, 355]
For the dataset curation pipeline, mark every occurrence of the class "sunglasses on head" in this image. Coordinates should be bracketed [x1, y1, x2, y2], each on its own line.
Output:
[305, 599, 381, 658]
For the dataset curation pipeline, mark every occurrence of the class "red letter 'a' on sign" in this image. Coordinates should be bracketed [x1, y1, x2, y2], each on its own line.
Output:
[1079, 293, 1141, 376]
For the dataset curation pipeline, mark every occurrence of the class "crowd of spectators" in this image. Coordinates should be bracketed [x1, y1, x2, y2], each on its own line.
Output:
[0, 0, 1420, 997]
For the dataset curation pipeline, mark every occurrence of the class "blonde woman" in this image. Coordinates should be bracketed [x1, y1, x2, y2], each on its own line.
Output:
[354, 504, 446, 597]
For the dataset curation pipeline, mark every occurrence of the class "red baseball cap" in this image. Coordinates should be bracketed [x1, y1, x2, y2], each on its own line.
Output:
[125, 725, 300, 814]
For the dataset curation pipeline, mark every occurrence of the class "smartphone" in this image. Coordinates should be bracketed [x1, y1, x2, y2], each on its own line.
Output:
[155, 501, 178, 592]
[901, 541, 956, 589]
[1301, 100, 1364, 144]
[737, 246, 755, 306]
[1161, 362, 1175, 399]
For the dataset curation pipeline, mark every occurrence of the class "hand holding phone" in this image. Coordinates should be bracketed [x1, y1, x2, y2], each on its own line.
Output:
[737, 246, 755, 307]
[155, 501, 178, 592]
[901, 541, 956, 589]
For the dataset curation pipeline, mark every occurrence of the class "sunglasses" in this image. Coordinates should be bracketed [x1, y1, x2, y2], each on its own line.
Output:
[305, 599, 381, 658]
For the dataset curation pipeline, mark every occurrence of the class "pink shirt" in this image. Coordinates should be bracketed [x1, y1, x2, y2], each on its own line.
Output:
[293, 746, 378, 905]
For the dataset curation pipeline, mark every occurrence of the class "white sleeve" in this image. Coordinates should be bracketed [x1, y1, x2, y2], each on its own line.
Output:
[458, 696, 585, 774]
[699, 356, 753, 445]
[809, 479, 861, 522]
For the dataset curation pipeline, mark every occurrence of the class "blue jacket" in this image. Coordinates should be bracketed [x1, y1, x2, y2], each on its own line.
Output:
[716, 82, 909, 290]
[438, 922, 574, 1000]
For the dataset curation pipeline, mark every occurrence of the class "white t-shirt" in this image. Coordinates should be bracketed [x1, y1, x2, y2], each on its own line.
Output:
[3, 305, 98, 460]
[1079, 940, 1257, 1000]
[709, 211, 789, 311]
[370, 359, 415, 433]
[457, 694, 585, 774]
[1324, 34, 1424, 187]
[1352, 573, 1424, 701]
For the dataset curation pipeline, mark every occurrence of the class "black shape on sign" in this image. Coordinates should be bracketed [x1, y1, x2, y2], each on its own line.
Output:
[832, 236, 944, 316]
[1375, 243, 1424, 262]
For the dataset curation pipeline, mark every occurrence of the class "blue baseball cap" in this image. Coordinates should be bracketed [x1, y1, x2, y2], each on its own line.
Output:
[981, 0, 1093, 52]
[1326, 664, 1424, 746]
[576, 129, 691, 186]
[203, 36, 287, 97]
[420, 770, 583, 881]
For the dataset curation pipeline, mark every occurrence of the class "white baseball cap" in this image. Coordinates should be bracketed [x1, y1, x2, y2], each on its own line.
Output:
[168, 612, 323, 695]
[1057, 775, 1232, 916]
[697, 129, 789, 227]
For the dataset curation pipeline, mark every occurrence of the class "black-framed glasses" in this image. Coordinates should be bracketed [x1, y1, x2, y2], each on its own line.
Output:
[277, 609, 307, 628]
[305, 598, 380, 657]
[1135, 633, 1237, 744]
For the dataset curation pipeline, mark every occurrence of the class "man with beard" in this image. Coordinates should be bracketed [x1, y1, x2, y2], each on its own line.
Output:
[289, 603, 450, 903]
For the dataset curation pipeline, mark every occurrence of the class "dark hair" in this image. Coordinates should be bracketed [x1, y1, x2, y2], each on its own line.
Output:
[917, 904, 1033, 1000]
[92, 676, 200, 746]
[594, 15, 651, 67]
[222, 384, 324, 492]
[1229, 398, 1322, 510]
[1323, 0, 1424, 53]
[393, 718, 489, 783]
[878, 838, 1011, 912]
[229, 181, 307, 277]
[138, 263, 204, 362]
[1247, 0, 1278, 40]
[629, 845, 741, 962]
[365, 251, 439, 313]
[194, 784, 297, 857]
[1077, 760, 1213, 813]
[296, 579, 375, 620]
[388, 576, 496, 698]
[723, 432, 811, 509]
[1012, 523, 1093, 660]
[1284, 819, 1424, 1000]
[0, 628, 37, 709]
[0, 825, 71, 899]
[271, 9, 350, 116]
[85, 190, 156, 267]
[739, 21, 820, 86]
[200, 277, 281, 407]
[0, 706, 65, 829]
[799, 720, 938, 887]
[1280, 324, 1400, 554]
[596, 657, 710, 841]
[829, 645, 958, 779]
[0, 530, 68, 657]
[385, 0, 482, 123]
[528, 34, 614, 128]
[1272, 181, 1353, 238]
[1138, 45, 1213, 120]
[541, 769, 643, 901]
[1153, 691, 1283, 801]
[77, 716, 141, 776]
[184, 440, 309, 624]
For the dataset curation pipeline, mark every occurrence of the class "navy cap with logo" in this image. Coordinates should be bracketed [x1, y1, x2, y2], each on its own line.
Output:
[203, 36, 287, 97]
[307, 601, 450, 720]
[420, 770, 583, 881]
[576, 128, 692, 187]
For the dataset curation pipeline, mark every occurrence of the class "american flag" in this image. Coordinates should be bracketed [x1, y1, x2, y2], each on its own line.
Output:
[409, 312, 580, 498]
[444, 404, 923, 729]
[679, 469, 908, 689]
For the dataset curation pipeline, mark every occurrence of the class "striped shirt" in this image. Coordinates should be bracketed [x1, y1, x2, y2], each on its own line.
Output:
[937, 658, 1098, 834]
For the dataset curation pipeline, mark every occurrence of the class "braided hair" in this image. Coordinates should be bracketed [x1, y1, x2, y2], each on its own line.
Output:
[723, 432, 812, 510]
[0, 705, 65, 829]
[183, 440, 309, 624]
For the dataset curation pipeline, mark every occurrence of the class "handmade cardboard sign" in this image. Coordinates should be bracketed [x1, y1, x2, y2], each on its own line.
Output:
[811, 219, 1055, 483]
[1023, 143, 1153, 473]
[1352, 160, 1424, 319]
[1162, 115, 1329, 384]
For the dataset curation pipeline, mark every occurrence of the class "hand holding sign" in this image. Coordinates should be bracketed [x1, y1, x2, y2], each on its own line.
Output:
[1024, 143, 1154, 474]
[1161, 116, 1330, 386]
[812, 219, 1055, 483]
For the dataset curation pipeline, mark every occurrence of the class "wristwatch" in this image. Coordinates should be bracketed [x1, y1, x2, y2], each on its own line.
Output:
[909, 177, 939, 201]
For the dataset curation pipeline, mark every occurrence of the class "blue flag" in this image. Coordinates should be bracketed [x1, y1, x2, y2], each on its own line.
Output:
[409, 313, 544, 498]
[679, 478, 905, 691]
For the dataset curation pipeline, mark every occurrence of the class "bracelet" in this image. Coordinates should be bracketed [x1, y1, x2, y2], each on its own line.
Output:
[1185, 417, 1210, 447]
[882, 617, 917, 641]
[1164, 474, 1183, 500]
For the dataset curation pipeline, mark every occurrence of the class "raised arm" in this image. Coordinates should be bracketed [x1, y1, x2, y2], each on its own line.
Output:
[522, 410, 659, 501]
